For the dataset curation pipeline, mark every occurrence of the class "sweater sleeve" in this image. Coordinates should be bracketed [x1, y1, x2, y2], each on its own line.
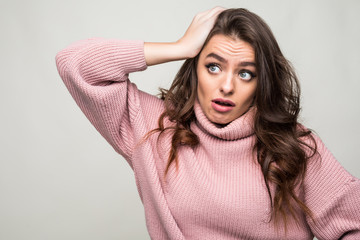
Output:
[303, 134, 360, 240]
[55, 38, 148, 168]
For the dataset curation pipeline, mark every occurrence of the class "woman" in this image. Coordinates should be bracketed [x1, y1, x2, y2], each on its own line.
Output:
[56, 7, 360, 240]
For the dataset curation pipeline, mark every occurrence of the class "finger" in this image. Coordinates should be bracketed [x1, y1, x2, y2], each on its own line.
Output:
[210, 6, 226, 14]
[196, 6, 225, 18]
[207, 7, 225, 21]
[204, 6, 226, 17]
[197, 6, 226, 22]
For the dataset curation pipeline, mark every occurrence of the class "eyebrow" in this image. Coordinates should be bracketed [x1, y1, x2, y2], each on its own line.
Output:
[205, 53, 256, 67]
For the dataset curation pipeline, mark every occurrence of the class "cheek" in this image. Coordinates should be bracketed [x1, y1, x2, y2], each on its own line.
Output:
[246, 85, 256, 99]
[197, 78, 205, 94]
[237, 82, 257, 105]
[250, 81, 257, 98]
[197, 76, 217, 102]
[196, 70, 209, 98]
[196, 81, 207, 106]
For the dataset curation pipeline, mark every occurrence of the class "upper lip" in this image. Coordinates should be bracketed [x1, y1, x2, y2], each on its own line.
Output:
[212, 98, 236, 106]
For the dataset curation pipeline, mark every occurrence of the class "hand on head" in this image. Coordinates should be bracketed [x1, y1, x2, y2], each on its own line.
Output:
[144, 7, 225, 66]
[178, 6, 226, 58]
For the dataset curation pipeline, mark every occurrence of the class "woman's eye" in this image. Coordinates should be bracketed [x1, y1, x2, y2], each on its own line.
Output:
[239, 71, 253, 81]
[206, 64, 220, 73]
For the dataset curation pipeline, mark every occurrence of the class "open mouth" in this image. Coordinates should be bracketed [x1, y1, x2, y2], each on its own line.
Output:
[214, 101, 233, 106]
[212, 99, 235, 107]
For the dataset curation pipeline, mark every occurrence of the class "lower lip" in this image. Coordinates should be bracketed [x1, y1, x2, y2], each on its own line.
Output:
[211, 101, 234, 113]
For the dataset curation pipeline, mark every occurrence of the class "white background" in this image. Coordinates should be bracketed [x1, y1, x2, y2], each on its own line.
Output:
[1, 0, 359, 239]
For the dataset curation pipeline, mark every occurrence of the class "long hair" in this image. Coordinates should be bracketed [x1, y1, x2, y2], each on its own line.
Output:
[148, 8, 317, 228]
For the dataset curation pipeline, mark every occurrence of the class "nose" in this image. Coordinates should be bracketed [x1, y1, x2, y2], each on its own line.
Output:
[220, 72, 235, 95]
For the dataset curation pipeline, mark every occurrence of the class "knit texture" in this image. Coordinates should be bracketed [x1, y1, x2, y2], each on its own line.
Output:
[56, 38, 360, 240]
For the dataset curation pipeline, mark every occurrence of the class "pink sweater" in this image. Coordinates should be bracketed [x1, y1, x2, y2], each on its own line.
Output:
[56, 38, 360, 240]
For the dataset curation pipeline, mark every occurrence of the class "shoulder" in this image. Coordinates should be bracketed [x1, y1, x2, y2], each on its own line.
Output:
[301, 128, 357, 204]
[295, 124, 356, 191]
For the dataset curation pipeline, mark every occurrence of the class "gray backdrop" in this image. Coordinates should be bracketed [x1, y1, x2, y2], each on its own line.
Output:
[1, 0, 359, 239]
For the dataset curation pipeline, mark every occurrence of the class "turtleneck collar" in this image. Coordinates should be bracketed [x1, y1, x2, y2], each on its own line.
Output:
[192, 99, 255, 141]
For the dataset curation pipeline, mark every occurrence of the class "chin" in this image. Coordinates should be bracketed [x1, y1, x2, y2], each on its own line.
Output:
[210, 116, 232, 126]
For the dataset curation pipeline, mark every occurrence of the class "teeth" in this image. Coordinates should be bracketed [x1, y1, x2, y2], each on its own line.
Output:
[216, 101, 231, 106]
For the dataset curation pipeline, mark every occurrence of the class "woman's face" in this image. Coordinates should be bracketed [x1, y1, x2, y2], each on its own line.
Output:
[196, 34, 257, 125]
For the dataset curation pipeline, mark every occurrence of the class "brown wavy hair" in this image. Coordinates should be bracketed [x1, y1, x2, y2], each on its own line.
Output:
[148, 8, 317, 229]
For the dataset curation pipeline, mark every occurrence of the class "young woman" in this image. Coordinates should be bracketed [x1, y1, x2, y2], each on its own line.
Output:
[56, 7, 360, 240]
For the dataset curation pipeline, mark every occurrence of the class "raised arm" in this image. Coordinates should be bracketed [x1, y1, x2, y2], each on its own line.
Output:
[55, 39, 148, 166]
[55, 7, 225, 167]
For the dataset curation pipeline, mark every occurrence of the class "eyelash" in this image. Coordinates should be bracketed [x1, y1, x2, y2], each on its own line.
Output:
[205, 63, 257, 80]
[205, 63, 221, 73]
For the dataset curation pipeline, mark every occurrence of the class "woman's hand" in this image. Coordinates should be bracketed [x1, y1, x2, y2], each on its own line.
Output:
[177, 6, 225, 58]
[144, 6, 225, 66]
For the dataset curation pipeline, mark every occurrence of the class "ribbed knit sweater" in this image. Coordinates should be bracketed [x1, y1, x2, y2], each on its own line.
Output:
[56, 38, 360, 240]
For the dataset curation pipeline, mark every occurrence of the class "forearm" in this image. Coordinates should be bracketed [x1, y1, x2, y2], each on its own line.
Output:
[144, 42, 190, 66]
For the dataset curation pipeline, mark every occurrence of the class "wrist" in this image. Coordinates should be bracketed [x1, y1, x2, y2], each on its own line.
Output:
[174, 40, 199, 59]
